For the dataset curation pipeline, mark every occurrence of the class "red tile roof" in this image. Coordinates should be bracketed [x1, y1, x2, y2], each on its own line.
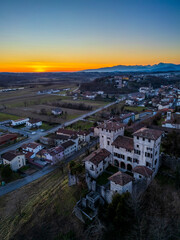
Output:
[98, 121, 125, 131]
[2, 151, 23, 161]
[0, 133, 18, 145]
[112, 136, 134, 151]
[21, 142, 41, 149]
[133, 165, 153, 177]
[108, 171, 133, 186]
[61, 140, 75, 149]
[47, 146, 64, 156]
[56, 128, 76, 136]
[133, 127, 163, 140]
[25, 152, 34, 160]
[84, 148, 111, 166]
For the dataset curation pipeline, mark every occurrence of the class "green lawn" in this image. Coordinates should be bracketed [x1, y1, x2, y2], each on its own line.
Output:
[96, 172, 112, 186]
[67, 120, 94, 131]
[0, 113, 20, 121]
[40, 122, 56, 130]
[124, 106, 146, 112]
[106, 165, 119, 174]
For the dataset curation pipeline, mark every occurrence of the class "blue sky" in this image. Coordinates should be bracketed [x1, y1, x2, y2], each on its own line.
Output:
[0, 0, 180, 72]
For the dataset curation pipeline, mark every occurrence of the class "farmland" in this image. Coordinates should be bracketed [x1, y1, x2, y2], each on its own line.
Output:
[0, 84, 110, 125]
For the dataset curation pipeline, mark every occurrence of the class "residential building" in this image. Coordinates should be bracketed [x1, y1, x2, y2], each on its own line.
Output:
[0, 133, 18, 146]
[11, 118, 29, 126]
[108, 171, 133, 194]
[38, 146, 64, 164]
[26, 119, 42, 128]
[21, 142, 43, 158]
[51, 108, 63, 115]
[2, 151, 26, 171]
[61, 140, 77, 157]
[84, 148, 111, 179]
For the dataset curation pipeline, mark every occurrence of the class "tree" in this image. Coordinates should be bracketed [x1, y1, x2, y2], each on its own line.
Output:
[1, 165, 13, 180]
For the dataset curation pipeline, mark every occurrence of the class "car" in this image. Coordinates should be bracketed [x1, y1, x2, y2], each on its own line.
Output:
[31, 131, 36, 135]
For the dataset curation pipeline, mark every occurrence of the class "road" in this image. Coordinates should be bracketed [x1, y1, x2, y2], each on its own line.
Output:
[0, 100, 117, 155]
[0, 138, 98, 197]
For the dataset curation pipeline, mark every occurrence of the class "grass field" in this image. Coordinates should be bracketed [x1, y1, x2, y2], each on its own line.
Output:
[124, 106, 146, 112]
[0, 112, 20, 121]
[67, 120, 94, 131]
[0, 168, 84, 240]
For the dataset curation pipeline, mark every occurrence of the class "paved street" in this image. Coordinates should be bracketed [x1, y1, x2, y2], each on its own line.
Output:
[0, 100, 120, 196]
[0, 100, 117, 155]
[0, 138, 98, 197]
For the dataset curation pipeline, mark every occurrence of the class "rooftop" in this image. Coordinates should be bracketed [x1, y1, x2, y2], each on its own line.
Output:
[133, 165, 153, 177]
[61, 140, 75, 149]
[108, 171, 133, 186]
[0, 133, 18, 145]
[98, 121, 125, 131]
[112, 135, 134, 151]
[22, 142, 42, 149]
[84, 148, 110, 166]
[2, 151, 23, 161]
[133, 127, 163, 140]
[57, 128, 77, 136]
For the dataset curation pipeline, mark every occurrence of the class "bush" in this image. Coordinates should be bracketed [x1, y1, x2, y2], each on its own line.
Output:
[1, 165, 13, 180]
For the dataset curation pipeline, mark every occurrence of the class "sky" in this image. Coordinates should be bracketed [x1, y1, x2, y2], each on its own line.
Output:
[0, 0, 180, 72]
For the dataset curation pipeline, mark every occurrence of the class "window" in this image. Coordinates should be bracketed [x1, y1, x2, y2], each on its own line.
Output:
[148, 139, 151, 143]
[137, 136, 139, 140]
[137, 144, 139, 148]
[145, 152, 152, 158]
[139, 175, 142, 178]
[134, 149, 141, 155]
[127, 157, 132, 162]
[155, 159, 157, 165]
[146, 162, 151, 167]
[133, 158, 139, 164]
[107, 141, 110, 146]
[143, 138, 145, 141]
[147, 147, 152, 151]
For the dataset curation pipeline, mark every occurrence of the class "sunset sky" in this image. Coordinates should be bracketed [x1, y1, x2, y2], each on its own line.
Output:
[0, 0, 180, 72]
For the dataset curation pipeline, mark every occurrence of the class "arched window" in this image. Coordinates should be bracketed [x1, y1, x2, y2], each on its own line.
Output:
[121, 162, 125, 169]
[127, 164, 132, 171]
[114, 159, 119, 167]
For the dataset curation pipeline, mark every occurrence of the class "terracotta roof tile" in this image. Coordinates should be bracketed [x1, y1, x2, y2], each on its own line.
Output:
[133, 127, 163, 140]
[109, 171, 133, 186]
[133, 165, 153, 177]
[84, 148, 111, 166]
[2, 151, 23, 161]
[98, 121, 125, 131]
[112, 136, 134, 151]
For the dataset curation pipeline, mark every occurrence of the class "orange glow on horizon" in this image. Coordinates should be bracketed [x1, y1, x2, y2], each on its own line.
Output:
[0, 59, 180, 73]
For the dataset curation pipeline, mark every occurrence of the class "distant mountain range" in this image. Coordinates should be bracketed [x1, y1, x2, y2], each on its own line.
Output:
[82, 63, 180, 73]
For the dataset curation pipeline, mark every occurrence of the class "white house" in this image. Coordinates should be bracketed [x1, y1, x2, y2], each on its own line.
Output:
[125, 99, 134, 106]
[21, 142, 43, 158]
[133, 165, 153, 181]
[52, 108, 63, 115]
[11, 118, 29, 126]
[108, 171, 133, 194]
[85, 148, 111, 179]
[2, 151, 26, 171]
[26, 119, 42, 128]
[162, 112, 180, 129]
[61, 140, 77, 157]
